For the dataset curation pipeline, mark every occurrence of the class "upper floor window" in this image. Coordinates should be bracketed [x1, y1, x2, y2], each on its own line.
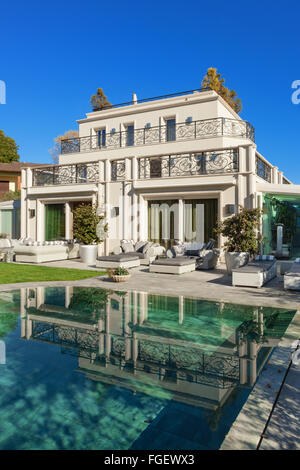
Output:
[126, 124, 134, 146]
[166, 118, 176, 142]
[97, 129, 106, 148]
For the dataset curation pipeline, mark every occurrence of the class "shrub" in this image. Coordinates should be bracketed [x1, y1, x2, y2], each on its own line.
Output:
[73, 203, 107, 245]
[214, 207, 262, 255]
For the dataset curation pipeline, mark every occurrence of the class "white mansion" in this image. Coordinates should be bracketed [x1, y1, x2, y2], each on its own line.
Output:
[20, 88, 300, 255]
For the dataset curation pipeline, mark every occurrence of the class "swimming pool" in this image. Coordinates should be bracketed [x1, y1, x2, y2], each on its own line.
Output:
[0, 287, 296, 450]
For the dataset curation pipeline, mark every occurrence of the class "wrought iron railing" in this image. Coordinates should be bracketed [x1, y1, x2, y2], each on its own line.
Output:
[32, 162, 100, 186]
[61, 117, 255, 154]
[256, 156, 272, 183]
[111, 159, 126, 181]
[138, 150, 239, 179]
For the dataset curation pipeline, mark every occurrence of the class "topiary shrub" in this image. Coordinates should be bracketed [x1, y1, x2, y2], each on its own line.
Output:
[73, 203, 107, 245]
[214, 207, 262, 255]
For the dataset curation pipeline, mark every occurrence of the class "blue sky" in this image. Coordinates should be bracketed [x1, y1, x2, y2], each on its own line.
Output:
[0, 0, 300, 182]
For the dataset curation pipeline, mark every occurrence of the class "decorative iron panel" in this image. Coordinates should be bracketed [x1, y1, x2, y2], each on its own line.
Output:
[138, 149, 238, 179]
[256, 156, 272, 183]
[60, 117, 255, 154]
[32, 162, 99, 186]
[111, 160, 125, 181]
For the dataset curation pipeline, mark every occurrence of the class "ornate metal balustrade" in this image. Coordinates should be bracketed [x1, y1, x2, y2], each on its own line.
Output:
[256, 156, 272, 183]
[61, 117, 255, 154]
[32, 162, 100, 186]
[138, 149, 239, 179]
[111, 159, 126, 181]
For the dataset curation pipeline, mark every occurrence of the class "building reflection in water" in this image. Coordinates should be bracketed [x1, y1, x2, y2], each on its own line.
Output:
[20, 286, 292, 412]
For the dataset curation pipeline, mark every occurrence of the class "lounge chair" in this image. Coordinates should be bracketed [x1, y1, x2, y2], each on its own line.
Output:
[232, 255, 277, 288]
[284, 258, 300, 291]
[149, 257, 196, 275]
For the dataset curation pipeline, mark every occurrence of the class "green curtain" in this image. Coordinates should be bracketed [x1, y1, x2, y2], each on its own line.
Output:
[45, 204, 65, 241]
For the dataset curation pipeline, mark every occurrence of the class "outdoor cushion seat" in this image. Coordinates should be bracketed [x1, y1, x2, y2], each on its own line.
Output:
[284, 262, 300, 278]
[150, 256, 196, 274]
[284, 258, 300, 290]
[96, 253, 140, 269]
[152, 257, 195, 267]
[232, 260, 275, 274]
[232, 255, 277, 288]
[97, 254, 139, 262]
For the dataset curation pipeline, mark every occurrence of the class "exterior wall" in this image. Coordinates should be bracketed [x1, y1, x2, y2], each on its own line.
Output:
[21, 90, 297, 254]
[0, 172, 20, 193]
[0, 199, 20, 238]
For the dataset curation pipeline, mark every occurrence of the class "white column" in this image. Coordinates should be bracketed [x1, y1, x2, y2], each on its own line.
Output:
[20, 169, 27, 238]
[278, 171, 283, 184]
[132, 157, 138, 180]
[65, 202, 71, 240]
[238, 147, 246, 173]
[178, 198, 184, 242]
[36, 200, 44, 241]
[104, 160, 111, 255]
[138, 194, 147, 240]
[272, 166, 279, 184]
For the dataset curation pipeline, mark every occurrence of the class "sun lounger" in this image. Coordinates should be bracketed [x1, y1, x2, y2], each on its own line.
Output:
[232, 255, 277, 288]
[284, 258, 300, 291]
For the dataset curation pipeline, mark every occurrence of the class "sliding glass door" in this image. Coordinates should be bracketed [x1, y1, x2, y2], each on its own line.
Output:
[184, 199, 218, 243]
[147, 198, 218, 248]
[45, 204, 65, 241]
[148, 200, 178, 249]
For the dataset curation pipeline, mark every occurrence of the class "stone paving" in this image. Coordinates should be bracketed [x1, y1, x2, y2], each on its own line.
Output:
[1, 260, 300, 450]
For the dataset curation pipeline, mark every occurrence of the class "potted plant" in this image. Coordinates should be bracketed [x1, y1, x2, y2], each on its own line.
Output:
[107, 267, 131, 283]
[73, 203, 107, 265]
[215, 207, 262, 274]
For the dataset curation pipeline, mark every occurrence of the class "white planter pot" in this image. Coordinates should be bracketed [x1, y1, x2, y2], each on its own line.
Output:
[79, 245, 98, 265]
[225, 252, 249, 275]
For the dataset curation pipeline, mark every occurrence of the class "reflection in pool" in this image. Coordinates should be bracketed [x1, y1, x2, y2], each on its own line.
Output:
[0, 287, 296, 450]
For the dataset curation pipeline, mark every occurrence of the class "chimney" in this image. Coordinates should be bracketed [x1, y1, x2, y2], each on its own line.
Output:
[132, 92, 137, 104]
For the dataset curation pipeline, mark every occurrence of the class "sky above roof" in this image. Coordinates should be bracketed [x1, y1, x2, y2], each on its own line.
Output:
[0, 0, 300, 182]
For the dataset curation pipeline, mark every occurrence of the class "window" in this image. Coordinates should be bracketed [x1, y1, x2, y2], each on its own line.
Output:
[126, 124, 134, 146]
[166, 118, 176, 141]
[98, 128, 106, 148]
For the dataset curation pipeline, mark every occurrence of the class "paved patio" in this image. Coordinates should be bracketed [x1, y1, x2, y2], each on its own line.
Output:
[4, 259, 300, 310]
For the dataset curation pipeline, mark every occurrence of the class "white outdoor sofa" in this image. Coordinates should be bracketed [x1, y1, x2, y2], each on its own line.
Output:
[232, 255, 277, 288]
[13, 239, 80, 263]
[284, 258, 300, 291]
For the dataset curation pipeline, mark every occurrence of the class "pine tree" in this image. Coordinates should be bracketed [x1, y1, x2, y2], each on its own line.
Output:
[202, 68, 242, 114]
[90, 88, 111, 112]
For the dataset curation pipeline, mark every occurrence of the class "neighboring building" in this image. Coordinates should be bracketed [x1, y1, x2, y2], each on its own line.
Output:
[0, 162, 43, 195]
[20, 88, 300, 256]
[0, 162, 46, 239]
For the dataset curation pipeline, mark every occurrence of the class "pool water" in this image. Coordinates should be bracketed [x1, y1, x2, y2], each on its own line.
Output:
[0, 287, 296, 450]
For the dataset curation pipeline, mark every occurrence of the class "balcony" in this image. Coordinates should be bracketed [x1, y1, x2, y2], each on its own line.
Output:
[31, 149, 239, 187]
[138, 150, 239, 179]
[61, 117, 255, 155]
[32, 162, 100, 186]
[256, 156, 272, 183]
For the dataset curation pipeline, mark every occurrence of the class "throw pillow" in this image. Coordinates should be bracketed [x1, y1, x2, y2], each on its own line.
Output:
[135, 241, 147, 253]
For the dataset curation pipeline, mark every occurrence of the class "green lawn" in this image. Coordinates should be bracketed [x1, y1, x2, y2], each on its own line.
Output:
[0, 263, 106, 284]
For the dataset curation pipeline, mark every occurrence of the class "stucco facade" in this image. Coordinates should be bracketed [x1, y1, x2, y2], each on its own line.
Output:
[20, 88, 300, 255]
